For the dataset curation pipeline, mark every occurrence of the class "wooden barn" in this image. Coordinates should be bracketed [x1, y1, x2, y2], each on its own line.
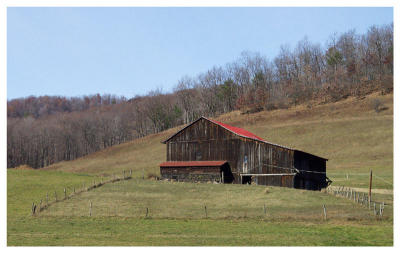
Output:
[160, 116, 330, 190]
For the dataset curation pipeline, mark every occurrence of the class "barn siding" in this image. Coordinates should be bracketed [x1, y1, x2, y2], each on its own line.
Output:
[160, 166, 221, 182]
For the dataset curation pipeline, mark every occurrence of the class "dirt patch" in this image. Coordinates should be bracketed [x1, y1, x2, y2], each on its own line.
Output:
[351, 187, 393, 195]
[331, 186, 392, 195]
[11, 164, 35, 170]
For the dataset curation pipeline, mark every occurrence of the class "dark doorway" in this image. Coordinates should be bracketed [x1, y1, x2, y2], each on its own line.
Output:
[242, 176, 252, 184]
[220, 163, 234, 183]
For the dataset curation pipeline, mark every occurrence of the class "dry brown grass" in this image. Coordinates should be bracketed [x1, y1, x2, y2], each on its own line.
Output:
[11, 164, 35, 170]
[40, 179, 391, 221]
[43, 92, 393, 190]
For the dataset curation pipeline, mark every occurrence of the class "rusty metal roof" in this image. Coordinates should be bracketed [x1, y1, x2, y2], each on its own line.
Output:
[162, 116, 266, 143]
[207, 118, 264, 141]
[159, 160, 228, 167]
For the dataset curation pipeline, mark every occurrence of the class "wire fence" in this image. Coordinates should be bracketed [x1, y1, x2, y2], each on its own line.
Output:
[30, 170, 133, 216]
[326, 185, 387, 217]
[31, 173, 389, 221]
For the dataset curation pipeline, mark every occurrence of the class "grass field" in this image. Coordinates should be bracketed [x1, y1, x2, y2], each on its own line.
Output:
[8, 92, 393, 246]
[7, 175, 393, 246]
[39, 179, 392, 220]
[8, 217, 392, 246]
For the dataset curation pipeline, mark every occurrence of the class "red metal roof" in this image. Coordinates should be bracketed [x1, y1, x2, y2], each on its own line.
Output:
[207, 118, 264, 141]
[160, 160, 228, 167]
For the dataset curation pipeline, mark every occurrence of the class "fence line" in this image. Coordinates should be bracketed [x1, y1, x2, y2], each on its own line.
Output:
[326, 185, 387, 217]
[31, 170, 133, 216]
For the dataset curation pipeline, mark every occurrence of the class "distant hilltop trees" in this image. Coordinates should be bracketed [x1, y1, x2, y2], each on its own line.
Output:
[7, 23, 393, 169]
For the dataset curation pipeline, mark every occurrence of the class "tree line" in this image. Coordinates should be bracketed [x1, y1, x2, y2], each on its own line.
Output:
[7, 23, 393, 169]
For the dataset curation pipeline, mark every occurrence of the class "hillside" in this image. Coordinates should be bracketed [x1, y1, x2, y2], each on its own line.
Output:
[8, 92, 393, 246]
[45, 92, 393, 190]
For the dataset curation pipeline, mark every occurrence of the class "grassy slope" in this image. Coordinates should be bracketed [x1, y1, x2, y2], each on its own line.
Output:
[45, 92, 393, 189]
[8, 92, 393, 246]
[39, 179, 393, 220]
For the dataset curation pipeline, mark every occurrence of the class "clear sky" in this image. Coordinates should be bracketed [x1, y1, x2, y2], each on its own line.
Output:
[7, 7, 393, 100]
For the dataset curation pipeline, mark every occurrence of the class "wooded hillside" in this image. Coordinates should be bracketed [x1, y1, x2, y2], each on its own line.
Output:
[7, 23, 393, 169]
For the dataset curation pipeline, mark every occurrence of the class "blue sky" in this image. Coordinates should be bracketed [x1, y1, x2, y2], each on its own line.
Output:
[7, 7, 393, 100]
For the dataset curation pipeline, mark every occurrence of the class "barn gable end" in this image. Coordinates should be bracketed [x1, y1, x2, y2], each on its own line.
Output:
[160, 116, 329, 190]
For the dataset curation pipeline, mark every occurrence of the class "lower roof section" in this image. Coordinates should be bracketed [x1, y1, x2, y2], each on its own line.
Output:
[160, 160, 228, 167]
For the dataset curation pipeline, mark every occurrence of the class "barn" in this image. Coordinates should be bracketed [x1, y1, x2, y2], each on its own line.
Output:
[160, 116, 330, 190]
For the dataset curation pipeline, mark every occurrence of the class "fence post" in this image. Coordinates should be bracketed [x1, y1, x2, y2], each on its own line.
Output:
[31, 202, 35, 216]
[46, 192, 49, 206]
[146, 207, 149, 218]
[323, 204, 327, 220]
[89, 201, 92, 217]
[369, 170, 373, 202]
[374, 202, 376, 215]
[221, 171, 224, 184]
[130, 170, 132, 178]
[64, 188, 66, 199]
[204, 205, 207, 218]
[54, 191, 57, 202]
[263, 203, 266, 215]
[123, 170, 125, 179]
[142, 169, 145, 180]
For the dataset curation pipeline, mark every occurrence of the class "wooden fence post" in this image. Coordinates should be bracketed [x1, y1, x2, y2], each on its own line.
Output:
[204, 205, 207, 218]
[130, 170, 132, 177]
[142, 169, 145, 180]
[64, 188, 66, 199]
[146, 207, 149, 218]
[89, 201, 92, 217]
[221, 171, 224, 184]
[369, 170, 373, 202]
[31, 202, 35, 216]
[123, 170, 125, 179]
[323, 204, 327, 220]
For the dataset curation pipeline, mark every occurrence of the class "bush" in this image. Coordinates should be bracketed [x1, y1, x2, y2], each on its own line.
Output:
[372, 99, 388, 113]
